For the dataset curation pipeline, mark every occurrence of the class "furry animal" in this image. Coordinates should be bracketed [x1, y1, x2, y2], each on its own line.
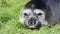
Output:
[20, 0, 60, 28]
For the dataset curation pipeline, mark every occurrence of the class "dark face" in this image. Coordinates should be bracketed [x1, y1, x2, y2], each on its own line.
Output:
[20, 8, 47, 28]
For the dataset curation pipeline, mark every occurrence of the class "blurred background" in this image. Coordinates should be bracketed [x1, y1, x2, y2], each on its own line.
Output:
[0, 0, 60, 34]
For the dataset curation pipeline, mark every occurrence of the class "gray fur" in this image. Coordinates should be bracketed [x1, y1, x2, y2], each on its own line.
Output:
[20, 0, 60, 28]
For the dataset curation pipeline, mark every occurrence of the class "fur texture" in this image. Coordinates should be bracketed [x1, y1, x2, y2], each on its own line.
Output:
[20, 0, 60, 28]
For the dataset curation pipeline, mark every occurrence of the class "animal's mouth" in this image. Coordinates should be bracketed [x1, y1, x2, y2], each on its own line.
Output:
[28, 18, 37, 26]
[24, 17, 41, 28]
[25, 20, 41, 28]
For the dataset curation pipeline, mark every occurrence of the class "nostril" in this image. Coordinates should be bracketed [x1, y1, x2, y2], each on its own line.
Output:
[30, 21, 33, 25]
[28, 20, 36, 25]
[28, 17, 37, 25]
[28, 21, 32, 25]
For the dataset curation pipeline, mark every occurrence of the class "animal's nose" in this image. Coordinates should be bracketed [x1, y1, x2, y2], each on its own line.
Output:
[28, 17, 36, 25]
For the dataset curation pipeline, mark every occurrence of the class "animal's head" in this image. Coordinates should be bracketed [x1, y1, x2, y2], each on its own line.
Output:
[20, 0, 50, 28]
[20, 8, 49, 28]
[20, 0, 58, 28]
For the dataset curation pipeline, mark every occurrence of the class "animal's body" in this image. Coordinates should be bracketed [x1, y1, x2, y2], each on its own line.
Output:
[20, 0, 60, 28]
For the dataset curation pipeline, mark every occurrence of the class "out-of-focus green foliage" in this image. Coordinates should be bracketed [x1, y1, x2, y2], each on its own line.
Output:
[0, 0, 60, 34]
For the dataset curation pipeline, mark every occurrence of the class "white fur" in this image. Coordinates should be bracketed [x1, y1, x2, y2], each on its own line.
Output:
[19, 8, 31, 25]
[34, 9, 48, 25]
[20, 8, 48, 25]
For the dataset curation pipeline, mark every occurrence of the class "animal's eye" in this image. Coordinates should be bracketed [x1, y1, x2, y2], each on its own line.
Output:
[37, 13, 42, 16]
[24, 13, 29, 18]
[24, 13, 28, 16]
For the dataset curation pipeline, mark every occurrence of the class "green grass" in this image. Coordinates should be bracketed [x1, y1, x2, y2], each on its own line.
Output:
[0, 0, 60, 34]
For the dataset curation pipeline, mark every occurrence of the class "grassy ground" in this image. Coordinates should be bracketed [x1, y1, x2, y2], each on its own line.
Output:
[0, 0, 60, 34]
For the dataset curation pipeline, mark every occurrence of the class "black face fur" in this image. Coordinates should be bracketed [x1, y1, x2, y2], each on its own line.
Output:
[20, 0, 60, 28]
